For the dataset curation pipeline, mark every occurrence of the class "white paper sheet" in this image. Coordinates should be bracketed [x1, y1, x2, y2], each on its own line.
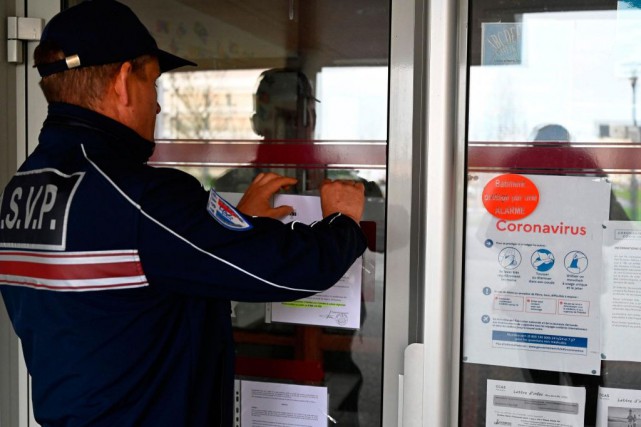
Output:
[240, 380, 328, 427]
[464, 173, 610, 375]
[270, 194, 363, 329]
[486, 379, 585, 427]
[597, 386, 641, 427]
[601, 221, 641, 362]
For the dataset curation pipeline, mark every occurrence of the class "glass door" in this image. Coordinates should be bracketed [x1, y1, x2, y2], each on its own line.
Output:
[83, 0, 394, 425]
[461, 0, 641, 425]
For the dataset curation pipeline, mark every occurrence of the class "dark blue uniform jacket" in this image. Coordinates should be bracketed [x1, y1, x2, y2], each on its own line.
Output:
[0, 103, 367, 427]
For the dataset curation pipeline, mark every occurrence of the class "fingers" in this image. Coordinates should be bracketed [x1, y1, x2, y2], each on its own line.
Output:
[320, 179, 366, 223]
[320, 179, 365, 191]
[321, 179, 365, 189]
[236, 173, 297, 218]
[237, 174, 366, 223]
[253, 172, 298, 189]
[256, 174, 297, 198]
[269, 205, 295, 219]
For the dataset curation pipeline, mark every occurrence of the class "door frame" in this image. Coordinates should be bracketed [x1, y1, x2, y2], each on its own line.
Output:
[1, 0, 60, 425]
[390, 0, 469, 425]
[383, 0, 417, 424]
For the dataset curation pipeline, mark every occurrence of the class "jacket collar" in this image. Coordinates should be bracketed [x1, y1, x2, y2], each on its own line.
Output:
[43, 102, 156, 163]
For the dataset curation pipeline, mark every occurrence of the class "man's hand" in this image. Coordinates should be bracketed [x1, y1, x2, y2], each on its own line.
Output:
[320, 179, 365, 223]
[236, 172, 297, 219]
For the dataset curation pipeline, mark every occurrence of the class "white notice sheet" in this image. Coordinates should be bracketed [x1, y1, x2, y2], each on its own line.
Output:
[601, 221, 641, 362]
[464, 173, 610, 375]
[270, 194, 362, 329]
[240, 380, 328, 427]
[596, 386, 641, 427]
[486, 379, 586, 427]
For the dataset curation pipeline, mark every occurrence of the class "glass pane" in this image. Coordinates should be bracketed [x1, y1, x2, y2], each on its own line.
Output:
[462, 0, 641, 425]
[104, 1, 390, 425]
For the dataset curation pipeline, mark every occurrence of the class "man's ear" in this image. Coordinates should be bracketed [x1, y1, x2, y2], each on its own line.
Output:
[112, 61, 133, 106]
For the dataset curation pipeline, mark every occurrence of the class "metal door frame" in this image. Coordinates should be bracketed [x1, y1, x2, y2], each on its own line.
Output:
[1, 0, 59, 425]
[389, 0, 469, 425]
[383, 0, 417, 425]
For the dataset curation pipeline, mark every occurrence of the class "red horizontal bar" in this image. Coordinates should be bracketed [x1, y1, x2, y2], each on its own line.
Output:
[468, 143, 641, 174]
[149, 140, 387, 169]
[235, 356, 324, 382]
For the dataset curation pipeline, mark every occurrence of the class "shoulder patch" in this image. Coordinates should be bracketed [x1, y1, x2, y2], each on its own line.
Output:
[207, 189, 252, 231]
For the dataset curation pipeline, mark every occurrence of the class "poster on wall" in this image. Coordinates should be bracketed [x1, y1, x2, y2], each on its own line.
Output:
[463, 173, 610, 375]
[601, 220, 641, 362]
[486, 379, 586, 426]
[596, 386, 641, 427]
[269, 194, 363, 329]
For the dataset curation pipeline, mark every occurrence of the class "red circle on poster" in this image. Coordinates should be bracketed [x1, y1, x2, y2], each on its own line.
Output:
[482, 174, 539, 220]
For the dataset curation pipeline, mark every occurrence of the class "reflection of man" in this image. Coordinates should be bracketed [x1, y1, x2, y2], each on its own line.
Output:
[251, 68, 318, 140]
[215, 68, 383, 197]
[215, 68, 321, 193]
[0, 2, 366, 426]
[530, 123, 629, 220]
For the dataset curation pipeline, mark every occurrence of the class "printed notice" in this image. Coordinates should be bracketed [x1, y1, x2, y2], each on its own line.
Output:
[464, 173, 610, 374]
[601, 221, 641, 362]
[596, 386, 641, 427]
[487, 380, 585, 427]
[270, 194, 362, 329]
[240, 380, 328, 427]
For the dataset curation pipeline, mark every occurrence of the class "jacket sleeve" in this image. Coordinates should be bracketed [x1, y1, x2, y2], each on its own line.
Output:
[136, 168, 368, 302]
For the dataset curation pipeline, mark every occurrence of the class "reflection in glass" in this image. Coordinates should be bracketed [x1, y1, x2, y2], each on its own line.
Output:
[470, 10, 639, 144]
[116, 0, 391, 424]
[463, 1, 641, 426]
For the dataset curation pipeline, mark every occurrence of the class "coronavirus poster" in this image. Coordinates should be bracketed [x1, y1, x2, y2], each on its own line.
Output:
[463, 173, 610, 375]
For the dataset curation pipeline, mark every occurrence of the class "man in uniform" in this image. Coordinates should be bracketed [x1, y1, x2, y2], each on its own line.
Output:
[0, 1, 367, 426]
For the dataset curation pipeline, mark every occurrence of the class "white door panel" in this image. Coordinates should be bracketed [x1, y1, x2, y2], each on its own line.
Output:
[5, 2, 59, 426]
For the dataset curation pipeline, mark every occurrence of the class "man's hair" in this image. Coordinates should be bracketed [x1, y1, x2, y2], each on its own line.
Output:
[34, 41, 152, 109]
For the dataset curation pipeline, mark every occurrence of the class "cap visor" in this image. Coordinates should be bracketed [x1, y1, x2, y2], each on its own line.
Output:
[156, 49, 197, 73]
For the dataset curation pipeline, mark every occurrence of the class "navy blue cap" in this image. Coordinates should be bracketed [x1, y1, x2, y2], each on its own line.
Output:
[36, 0, 196, 77]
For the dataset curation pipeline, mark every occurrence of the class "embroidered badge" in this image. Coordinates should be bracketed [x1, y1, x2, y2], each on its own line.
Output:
[207, 189, 252, 231]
